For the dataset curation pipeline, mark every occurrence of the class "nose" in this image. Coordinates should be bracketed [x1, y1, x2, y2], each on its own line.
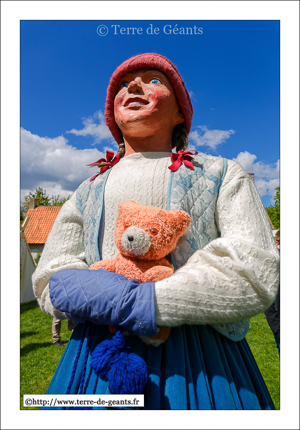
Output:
[127, 235, 134, 242]
[128, 77, 143, 93]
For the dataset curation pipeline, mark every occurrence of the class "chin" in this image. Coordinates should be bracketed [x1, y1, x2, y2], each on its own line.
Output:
[117, 116, 159, 137]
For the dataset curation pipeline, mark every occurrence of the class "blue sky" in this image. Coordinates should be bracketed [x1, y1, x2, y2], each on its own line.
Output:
[21, 19, 280, 206]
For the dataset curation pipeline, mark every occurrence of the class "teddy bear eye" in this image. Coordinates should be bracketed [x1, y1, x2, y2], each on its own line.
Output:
[124, 223, 130, 229]
[150, 228, 158, 235]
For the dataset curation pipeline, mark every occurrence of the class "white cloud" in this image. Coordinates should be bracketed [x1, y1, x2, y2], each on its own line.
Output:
[20, 128, 109, 201]
[188, 90, 196, 102]
[254, 178, 280, 199]
[233, 151, 280, 199]
[186, 142, 196, 151]
[189, 125, 236, 150]
[67, 110, 113, 144]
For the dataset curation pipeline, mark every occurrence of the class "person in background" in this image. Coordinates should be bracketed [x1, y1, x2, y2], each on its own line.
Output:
[264, 229, 280, 356]
[52, 317, 78, 347]
[52, 317, 64, 347]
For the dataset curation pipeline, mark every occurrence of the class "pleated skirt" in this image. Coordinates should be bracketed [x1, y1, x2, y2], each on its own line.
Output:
[44, 322, 275, 410]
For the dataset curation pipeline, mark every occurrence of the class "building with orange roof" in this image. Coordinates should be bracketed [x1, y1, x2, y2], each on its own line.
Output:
[21, 200, 61, 259]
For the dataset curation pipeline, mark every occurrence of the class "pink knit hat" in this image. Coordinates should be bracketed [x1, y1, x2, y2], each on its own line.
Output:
[105, 53, 193, 145]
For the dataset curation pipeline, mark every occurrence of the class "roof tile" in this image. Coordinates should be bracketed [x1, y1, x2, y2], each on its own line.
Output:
[22, 206, 61, 244]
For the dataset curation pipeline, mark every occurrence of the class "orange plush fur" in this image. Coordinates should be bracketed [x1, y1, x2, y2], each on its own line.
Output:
[90, 201, 191, 346]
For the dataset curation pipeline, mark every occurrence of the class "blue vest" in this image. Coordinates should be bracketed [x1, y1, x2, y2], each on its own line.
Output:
[76, 154, 249, 341]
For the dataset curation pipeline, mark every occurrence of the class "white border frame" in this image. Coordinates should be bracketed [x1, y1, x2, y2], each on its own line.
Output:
[1, 2, 299, 429]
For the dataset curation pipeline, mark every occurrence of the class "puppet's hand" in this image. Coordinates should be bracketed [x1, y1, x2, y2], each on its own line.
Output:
[49, 268, 158, 336]
[140, 326, 171, 346]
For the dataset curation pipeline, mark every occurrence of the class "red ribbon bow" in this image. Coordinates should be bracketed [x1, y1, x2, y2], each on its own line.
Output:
[169, 150, 198, 172]
[87, 150, 120, 181]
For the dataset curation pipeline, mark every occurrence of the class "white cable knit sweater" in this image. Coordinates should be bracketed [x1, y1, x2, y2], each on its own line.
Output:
[32, 152, 279, 326]
[101, 152, 171, 260]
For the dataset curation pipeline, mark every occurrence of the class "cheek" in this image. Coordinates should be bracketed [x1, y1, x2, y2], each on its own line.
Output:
[114, 105, 123, 127]
[149, 87, 170, 105]
[149, 88, 177, 117]
[114, 93, 124, 115]
[114, 101, 120, 112]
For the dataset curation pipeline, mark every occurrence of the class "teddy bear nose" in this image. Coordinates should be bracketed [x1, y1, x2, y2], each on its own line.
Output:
[127, 235, 134, 242]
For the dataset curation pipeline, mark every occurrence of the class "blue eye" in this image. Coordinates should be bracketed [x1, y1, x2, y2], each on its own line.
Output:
[150, 78, 162, 85]
[120, 81, 129, 88]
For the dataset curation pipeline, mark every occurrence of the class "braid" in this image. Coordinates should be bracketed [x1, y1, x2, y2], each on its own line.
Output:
[172, 123, 189, 152]
[90, 143, 125, 171]
[116, 142, 125, 159]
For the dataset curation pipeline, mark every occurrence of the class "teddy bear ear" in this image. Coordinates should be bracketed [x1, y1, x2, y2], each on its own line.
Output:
[118, 201, 139, 216]
[168, 210, 191, 236]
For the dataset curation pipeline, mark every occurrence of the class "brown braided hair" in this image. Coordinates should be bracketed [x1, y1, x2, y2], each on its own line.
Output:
[172, 123, 189, 152]
[90, 142, 126, 169]
[115, 142, 126, 159]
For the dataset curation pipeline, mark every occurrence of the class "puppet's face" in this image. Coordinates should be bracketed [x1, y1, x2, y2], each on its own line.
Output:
[114, 68, 184, 139]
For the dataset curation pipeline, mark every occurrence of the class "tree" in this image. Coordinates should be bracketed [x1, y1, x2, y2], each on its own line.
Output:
[266, 187, 280, 229]
[51, 195, 70, 206]
[20, 206, 25, 223]
[22, 187, 71, 214]
[23, 187, 52, 211]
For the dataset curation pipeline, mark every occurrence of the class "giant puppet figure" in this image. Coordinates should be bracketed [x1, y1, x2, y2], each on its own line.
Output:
[33, 53, 279, 410]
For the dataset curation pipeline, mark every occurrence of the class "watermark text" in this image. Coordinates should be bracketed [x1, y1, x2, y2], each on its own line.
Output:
[23, 394, 143, 408]
[97, 23, 203, 37]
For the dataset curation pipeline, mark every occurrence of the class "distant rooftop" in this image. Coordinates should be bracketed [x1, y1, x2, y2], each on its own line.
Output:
[21, 206, 61, 244]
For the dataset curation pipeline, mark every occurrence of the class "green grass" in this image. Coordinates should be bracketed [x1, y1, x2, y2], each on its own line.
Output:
[246, 312, 280, 409]
[20, 302, 280, 410]
[20, 301, 72, 410]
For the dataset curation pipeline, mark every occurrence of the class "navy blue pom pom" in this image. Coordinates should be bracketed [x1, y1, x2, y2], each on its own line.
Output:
[90, 331, 148, 394]
[90, 330, 126, 381]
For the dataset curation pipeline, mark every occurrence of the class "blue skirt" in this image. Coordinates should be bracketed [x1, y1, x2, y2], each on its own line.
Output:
[45, 322, 275, 410]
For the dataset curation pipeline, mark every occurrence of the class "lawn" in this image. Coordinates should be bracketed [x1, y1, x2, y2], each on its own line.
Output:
[246, 312, 280, 409]
[20, 300, 72, 410]
[20, 301, 280, 410]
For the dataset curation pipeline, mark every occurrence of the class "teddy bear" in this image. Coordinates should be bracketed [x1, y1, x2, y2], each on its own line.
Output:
[89, 200, 190, 394]
[90, 200, 191, 346]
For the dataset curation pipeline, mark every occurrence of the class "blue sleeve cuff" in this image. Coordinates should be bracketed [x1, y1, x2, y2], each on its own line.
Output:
[49, 268, 157, 336]
[117, 280, 158, 336]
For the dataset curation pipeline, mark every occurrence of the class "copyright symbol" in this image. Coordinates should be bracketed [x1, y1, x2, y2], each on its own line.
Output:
[25, 398, 32, 406]
[97, 25, 108, 36]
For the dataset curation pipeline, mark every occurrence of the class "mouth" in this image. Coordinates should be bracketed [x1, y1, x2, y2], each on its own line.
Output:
[124, 97, 149, 108]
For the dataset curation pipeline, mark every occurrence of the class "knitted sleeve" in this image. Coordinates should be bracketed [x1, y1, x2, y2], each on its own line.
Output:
[154, 160, 280, 327]
[32, 191, 89, 319]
